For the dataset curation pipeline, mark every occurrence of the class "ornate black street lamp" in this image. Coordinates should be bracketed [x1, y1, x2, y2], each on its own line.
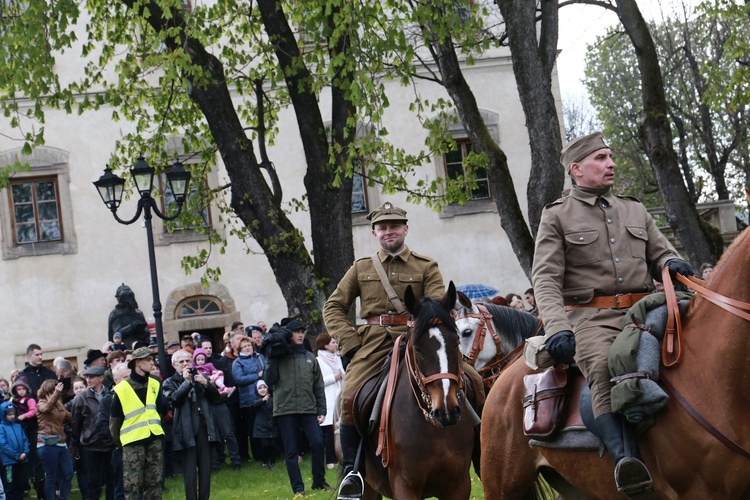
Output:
[94, 156, 191, 375]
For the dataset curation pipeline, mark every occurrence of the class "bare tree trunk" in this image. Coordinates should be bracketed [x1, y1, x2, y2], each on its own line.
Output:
[423, 20, 536, 278]
[615, 0, 718, 264]
[496, 0, 565, 237]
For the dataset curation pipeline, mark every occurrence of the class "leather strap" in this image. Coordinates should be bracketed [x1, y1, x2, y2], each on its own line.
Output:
[376, 334, 404, 467]
[565, 292, 650, 311]
[676, 274, 750, 322]
[661, 267, 684, 367]
[661, 374, 750, 461]
[371, 253, 406, 315]
[365, 315, 409, 326]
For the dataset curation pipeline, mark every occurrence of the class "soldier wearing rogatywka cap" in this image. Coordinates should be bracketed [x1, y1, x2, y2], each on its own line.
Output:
[323, 201, 444, 498]
[533, 131, 694, 496]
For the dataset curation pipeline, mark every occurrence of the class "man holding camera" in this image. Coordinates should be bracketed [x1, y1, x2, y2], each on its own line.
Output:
[263, 320, 329, 496]
[162, 349, 221, 500]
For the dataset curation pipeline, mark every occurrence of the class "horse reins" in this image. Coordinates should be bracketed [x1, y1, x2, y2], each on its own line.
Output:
[658, 270, 750, 461]
[404, 321, 465, 426]
[456, 304, 542, 388]
[377, 322, 465, 466]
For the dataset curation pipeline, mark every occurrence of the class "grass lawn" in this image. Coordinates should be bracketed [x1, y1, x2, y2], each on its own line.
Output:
[160, 460, 486, 499]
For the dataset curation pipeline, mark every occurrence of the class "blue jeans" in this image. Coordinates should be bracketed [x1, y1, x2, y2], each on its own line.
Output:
[276, 414, 326, 493]
[38, 445, 73, 500]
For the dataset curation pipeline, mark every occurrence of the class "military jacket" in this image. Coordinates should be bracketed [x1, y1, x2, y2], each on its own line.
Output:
[323, 245, 444, 355]
[532, 187, 679, 339]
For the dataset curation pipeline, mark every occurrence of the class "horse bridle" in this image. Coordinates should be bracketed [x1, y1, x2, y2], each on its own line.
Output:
[404, 319, 465, 426]
[455, 304, 535, 388]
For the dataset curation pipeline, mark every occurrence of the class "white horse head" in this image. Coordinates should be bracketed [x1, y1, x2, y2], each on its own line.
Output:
[454, 291, 498, 371]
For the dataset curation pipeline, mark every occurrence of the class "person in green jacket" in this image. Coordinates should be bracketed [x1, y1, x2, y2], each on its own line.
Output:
[264, 320, 329, 496]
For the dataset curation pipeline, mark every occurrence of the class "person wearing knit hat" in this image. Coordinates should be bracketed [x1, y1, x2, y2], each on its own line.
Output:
[532, 132, 694, 496]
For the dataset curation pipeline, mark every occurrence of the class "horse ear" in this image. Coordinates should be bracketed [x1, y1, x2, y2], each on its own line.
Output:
[456, 290, 472, 309]
[746, 187, 750, 205]
[404, 285, 419, 315]
[441, 281, 457, 311]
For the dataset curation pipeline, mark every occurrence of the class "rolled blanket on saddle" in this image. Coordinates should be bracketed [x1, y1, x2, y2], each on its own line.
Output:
[609, 292, 693, 426]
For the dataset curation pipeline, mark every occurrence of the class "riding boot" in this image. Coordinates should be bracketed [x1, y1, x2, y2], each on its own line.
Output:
[595, 413, 654, 497]
[337, 423, 364, 500]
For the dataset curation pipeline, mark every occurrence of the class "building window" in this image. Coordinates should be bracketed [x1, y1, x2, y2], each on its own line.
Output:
[10, 178, 62, 244]
[177, 296, 224, 318]
[351, 170, 368, 214]
[443, 139, 491, 200]
[0, 146, 77, 259]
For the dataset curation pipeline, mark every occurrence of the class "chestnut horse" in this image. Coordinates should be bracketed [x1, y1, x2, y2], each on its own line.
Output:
[481, 223, 750, 498]
[360, 282, 474, 500]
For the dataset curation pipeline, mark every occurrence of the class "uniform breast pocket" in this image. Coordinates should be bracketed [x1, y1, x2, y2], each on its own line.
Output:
[358, 273, 381, 296]
[626, 226, 648, 260]
[398, 273, 424, 297]
[564, 230, 601, 267]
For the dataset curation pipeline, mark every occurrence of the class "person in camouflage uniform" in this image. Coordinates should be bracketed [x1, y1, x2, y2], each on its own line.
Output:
[109, 348, 167, 500]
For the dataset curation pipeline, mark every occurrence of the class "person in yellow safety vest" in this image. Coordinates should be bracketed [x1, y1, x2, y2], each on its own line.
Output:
[109, 347, 168, 500]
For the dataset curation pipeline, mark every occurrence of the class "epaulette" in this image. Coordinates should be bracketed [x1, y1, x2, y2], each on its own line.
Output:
[544, 197, 566, 209]
[410, 251, 435, 262]
[615, 194, 641, 203]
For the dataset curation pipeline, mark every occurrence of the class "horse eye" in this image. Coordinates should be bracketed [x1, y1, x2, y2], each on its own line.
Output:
[461, 328, 472, 338]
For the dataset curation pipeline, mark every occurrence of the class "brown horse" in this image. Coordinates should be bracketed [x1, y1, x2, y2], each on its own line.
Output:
[481, 224, 750, 499]
[359, 282, 475, 500]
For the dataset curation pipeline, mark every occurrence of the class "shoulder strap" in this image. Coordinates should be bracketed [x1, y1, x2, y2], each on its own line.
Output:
[371, 253, 406, 315]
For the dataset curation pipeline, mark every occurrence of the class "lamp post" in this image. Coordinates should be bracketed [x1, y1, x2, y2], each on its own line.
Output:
[94, 156, 192, 376]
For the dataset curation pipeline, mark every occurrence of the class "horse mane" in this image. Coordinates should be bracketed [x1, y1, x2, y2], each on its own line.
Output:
[413, 297, 457, 341]
[482, 303, 542, 349]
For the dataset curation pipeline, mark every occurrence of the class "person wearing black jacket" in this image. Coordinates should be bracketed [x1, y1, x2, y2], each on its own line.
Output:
[199, 338, 241, 470]
[162, 349, 221, 500]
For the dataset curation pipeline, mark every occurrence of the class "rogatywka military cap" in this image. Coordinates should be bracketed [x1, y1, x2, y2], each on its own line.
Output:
[366, 201, 408, 227]
[560, 131, 610, 174]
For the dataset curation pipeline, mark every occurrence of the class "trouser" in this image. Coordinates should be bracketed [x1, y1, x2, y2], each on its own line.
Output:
[240, 406, 262, 460]
[82, 448, 114, 500]
[257, 438, 276, 465]
[211, 403, 241, 467]
[122, 439, 163, 500]
[180, 418, 212, 500]
[2, 462, 30, 500]
[38, 444, 74, 500]
[276, 414, 326, 493]
[227, 399, 248, 460]
[570, 307, 628, 417]
[321, 425, 336, 465]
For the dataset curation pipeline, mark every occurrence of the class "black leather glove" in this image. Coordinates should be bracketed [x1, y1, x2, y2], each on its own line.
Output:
[545, 330, 576, 365]
[664, 259, 694, 280]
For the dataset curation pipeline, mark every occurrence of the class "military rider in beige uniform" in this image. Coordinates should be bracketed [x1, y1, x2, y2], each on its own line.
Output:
[323, 202, 444, 499]
[533, 132, 693, 497]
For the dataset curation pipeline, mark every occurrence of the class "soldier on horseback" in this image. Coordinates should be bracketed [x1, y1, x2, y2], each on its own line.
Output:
[534, 132, 693, 498]
[323, 202, 444, 499]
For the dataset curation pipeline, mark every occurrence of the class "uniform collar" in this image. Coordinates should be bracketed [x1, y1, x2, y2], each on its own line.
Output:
[570, 186, 615, 206]
[377, 245, 411, 263]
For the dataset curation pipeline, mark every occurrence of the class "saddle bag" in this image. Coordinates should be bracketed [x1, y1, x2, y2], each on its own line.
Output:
[522, 365, 568, 440]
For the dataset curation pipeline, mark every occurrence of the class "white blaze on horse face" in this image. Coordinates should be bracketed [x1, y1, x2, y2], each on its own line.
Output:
[429, 326, 451, 408]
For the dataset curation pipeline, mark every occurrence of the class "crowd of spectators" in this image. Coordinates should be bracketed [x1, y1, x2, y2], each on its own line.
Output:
[0, 316, 343, 499]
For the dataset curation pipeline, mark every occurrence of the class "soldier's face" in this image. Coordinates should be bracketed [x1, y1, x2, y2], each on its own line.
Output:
[372, 222, 408, 253]
[571, 148, 615, 189]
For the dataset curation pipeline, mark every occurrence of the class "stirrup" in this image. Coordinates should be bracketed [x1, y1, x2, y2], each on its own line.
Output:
[614, 457, 654, 497]
[337, 470, 364, 500]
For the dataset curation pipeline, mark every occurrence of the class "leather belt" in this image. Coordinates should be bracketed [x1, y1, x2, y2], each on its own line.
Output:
[565, 292, 650, 311]
[365, 315, 409, 326]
